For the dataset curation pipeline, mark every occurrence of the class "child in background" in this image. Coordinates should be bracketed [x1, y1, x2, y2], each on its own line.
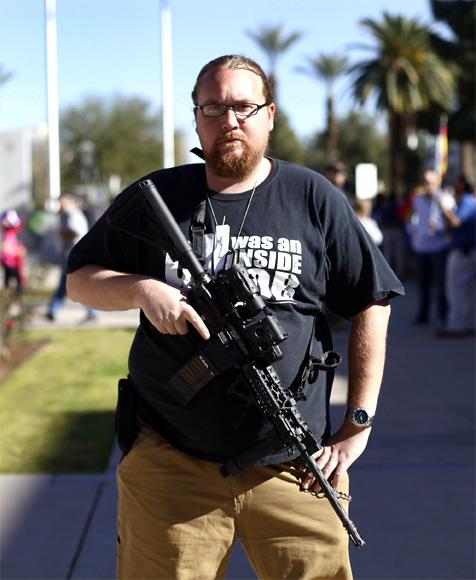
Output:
[354, 198, 383, 246]
[1, 209, 26, 297]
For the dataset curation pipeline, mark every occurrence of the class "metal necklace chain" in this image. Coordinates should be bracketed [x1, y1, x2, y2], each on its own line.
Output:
[206, 179, 258, 266]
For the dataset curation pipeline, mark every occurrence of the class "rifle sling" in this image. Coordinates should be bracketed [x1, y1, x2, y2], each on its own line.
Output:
[292, 314, 342, 401]
[191, 199, 207, 263]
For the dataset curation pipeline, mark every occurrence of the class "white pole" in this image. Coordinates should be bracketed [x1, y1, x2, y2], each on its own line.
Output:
[160, 0, 175, 168]
[45, 0, 61, 210]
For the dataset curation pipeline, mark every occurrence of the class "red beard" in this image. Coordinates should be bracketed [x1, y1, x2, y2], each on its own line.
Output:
[205, 132, 267, 179]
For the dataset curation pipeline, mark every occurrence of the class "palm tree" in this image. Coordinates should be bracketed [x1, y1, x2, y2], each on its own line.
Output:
[430, 0, 475, 180]
[246, 24, 302, 103]
[348, 12, 454, 195]
[247, 24, 302, 158]
[297, 53, 348, 163]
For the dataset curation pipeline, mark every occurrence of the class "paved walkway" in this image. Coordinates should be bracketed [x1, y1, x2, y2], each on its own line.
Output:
[27, 300, 141, 330]
[1, 282, 474, 579]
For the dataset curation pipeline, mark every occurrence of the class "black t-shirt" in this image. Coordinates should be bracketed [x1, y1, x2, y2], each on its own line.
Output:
[68, 159, 404, 464]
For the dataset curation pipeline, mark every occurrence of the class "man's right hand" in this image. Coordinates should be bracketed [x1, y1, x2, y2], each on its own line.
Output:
[136, 279, 210, 340]
[67, 265, 210, 341]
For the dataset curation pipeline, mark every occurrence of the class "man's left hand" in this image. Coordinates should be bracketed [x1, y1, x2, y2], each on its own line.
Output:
[300, 422, 371, 493]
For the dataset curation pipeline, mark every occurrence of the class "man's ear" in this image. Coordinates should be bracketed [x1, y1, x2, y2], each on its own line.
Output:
[193, 109, 198, 132]
[267, 102, 276, 132]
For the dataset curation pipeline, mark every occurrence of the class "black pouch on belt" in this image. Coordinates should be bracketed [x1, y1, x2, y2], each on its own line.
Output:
[115, 377, 139, 455]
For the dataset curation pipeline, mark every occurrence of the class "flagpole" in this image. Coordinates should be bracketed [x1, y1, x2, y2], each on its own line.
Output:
[435, 114, 448, 183]
[45, 0, 61, 210]
[160, 0, 175, 168]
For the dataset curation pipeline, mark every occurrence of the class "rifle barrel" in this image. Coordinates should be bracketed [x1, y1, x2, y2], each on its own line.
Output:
[301, 450, 365, 548]
[138, 179, 211, 284]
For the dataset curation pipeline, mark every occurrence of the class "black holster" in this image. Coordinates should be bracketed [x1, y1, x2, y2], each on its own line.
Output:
[115, 377, 139, 455]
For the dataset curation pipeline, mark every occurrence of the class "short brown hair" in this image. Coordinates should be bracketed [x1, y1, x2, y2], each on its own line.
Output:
[191, 55, 274, 105]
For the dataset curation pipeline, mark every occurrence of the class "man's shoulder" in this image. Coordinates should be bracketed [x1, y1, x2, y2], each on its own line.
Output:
[143, 162, 206, 184]
[462, 193, 476, 208]
[273, 159, 351, 206]
[118, 163, 206, 206]
[412, 193, 429, 208]
[458, 194, 476, 218]
[68, 208, 88, 227]
[273, 158, 323, 180]
[271, 159, 337, 197]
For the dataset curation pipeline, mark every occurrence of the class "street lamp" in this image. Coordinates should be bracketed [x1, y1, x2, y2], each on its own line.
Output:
[160, 0, 175, 168]
[44, 0, 61, 211]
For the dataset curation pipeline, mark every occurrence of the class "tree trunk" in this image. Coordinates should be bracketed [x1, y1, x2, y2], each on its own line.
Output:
[326, 95, 338, 163]
[388, 111, 407, 197]
[461, 141, 475, 183]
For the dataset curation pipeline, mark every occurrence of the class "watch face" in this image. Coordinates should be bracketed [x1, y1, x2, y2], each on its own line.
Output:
[353, 409, 369, 425]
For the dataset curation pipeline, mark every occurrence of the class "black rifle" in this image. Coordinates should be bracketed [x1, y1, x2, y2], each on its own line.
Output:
[108, 178, 365, 548]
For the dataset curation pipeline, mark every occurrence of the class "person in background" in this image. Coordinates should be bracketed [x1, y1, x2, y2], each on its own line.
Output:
[323, 162, 356, 331]
[376, 193, 406, 278]
[354, 198, 383, 246]
[407, 169, 452, 327]
[324, 161, 355, 204]
[46, 194, 96, 322]
[1, 209, 26, 297]
[436, 175, 476, 337]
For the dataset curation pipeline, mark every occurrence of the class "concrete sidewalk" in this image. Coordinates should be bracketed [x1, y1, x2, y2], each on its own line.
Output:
[27, 299, 140, 330]
[1, 281, 475, 579]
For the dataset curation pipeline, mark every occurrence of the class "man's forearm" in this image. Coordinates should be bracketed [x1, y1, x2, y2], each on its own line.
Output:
[67, 265, 211, 338]
[304, 301, 391, 493]
[347, 300, 391, 414]
[438, 201, 461, 229]
[66, 264, 151, 311]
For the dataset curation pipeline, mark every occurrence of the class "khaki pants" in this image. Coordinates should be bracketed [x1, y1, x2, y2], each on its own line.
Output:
[117, 427, 352, 580]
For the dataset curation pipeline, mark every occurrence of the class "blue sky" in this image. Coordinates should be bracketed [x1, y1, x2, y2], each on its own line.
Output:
[1, 0, 435, 154]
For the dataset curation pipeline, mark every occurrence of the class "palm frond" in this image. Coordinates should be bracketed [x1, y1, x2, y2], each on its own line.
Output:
[348, 12, 454, 113]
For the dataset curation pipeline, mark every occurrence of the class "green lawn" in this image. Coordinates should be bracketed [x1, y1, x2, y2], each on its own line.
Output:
[0, 328, 134, 473]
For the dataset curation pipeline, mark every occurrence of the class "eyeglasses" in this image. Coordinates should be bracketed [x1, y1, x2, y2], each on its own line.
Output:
[195, 103, 269, 118]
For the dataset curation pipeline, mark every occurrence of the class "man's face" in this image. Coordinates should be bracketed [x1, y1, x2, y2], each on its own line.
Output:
[334, 171, 346, 188]
[59, 196, 73, 212]
[423, 171, 439, 196]
[194, 68, 275, 179]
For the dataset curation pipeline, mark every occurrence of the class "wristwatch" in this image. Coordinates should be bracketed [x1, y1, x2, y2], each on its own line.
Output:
[345, 407, 375, 428]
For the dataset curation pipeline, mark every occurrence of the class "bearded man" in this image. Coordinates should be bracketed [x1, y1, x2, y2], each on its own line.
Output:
[67, 55, 403, 580]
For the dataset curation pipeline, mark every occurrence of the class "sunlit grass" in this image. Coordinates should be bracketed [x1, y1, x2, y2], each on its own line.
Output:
[0, 328, 134, 473]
